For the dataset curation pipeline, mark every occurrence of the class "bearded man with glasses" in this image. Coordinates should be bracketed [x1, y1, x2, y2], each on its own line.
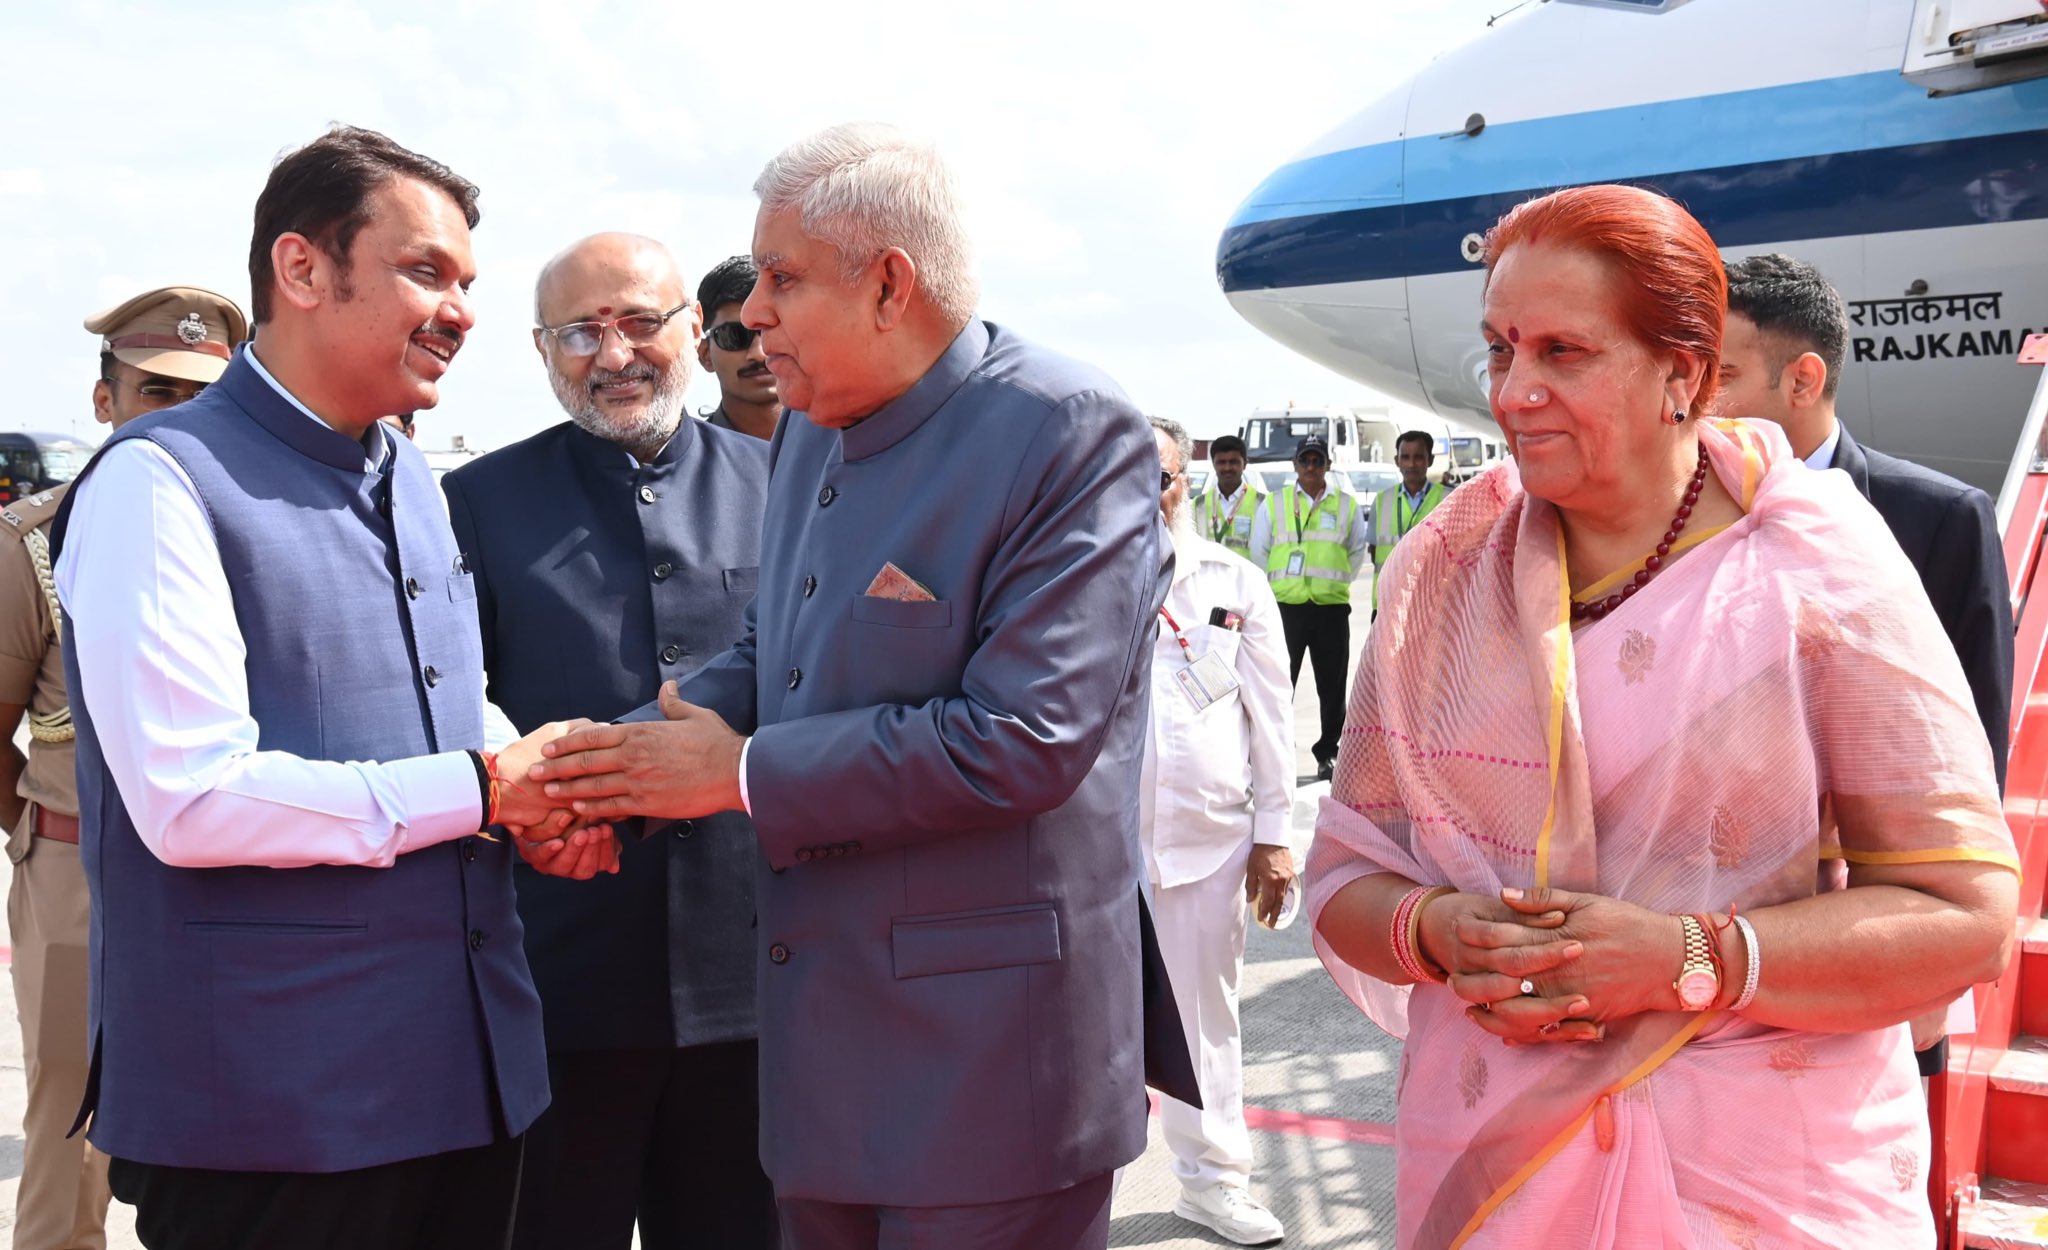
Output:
[441, 231, 775, 1250]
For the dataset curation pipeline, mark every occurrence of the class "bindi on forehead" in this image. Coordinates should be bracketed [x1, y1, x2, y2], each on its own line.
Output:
[595, 306, 613, 316]
[1507, 326, 1520, 344]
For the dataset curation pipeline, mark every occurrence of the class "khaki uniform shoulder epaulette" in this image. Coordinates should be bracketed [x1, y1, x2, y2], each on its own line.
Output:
[0, 483, 71, 542]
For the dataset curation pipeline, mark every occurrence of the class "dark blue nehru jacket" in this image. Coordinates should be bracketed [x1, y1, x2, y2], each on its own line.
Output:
[442, 419, 768, 1053]
[56, 350, 547, 1173]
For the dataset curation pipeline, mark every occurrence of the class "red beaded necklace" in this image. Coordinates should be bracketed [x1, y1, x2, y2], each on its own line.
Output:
[1570, 443, 1709, 623]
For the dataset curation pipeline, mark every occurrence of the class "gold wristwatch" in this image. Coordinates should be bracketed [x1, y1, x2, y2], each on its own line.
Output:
[1673, 914, 1719, 1011]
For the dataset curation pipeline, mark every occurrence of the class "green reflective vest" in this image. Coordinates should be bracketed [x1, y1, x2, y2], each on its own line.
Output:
[1369, 482, 1449, 605]
[1265, 486, 1358, 605]
[1199, 484, 1264, 559]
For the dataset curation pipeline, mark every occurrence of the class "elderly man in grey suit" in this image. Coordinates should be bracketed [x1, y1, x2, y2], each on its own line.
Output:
[528, 122, 1164, 1249]
[441, 233, 775, 1250]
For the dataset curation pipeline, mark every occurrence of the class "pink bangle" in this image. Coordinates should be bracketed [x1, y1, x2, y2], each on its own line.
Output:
[1390, 885, 1451, 983]
[1389, 887, 1425, 979]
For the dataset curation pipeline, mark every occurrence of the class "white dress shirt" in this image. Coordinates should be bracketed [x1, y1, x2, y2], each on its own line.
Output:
[1202, 483, 1258, 545]
[1138, 532, 1297, 889]
[1245, 482, 1372, 579]
[54, 350, 502, 870]
[1802, 423, 1842, 472]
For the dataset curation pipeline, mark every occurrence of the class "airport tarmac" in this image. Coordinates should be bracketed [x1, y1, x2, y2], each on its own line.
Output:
[0, 603, 1396, 1249]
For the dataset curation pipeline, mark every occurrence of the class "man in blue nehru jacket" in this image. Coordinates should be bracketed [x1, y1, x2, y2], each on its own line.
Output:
[52, 125, 606, 1250]
[444, 232, 774, 1250]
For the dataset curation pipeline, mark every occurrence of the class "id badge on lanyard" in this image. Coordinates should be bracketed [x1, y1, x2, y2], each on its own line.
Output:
[1161, 607, 1239, 713]
[1286, 493, 1315, 578]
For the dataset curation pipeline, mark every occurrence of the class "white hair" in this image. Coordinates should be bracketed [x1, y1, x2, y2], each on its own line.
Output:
[753, 122, 979, 328]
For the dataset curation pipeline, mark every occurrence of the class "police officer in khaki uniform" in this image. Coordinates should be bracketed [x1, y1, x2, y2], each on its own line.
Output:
[0, 285, 245, 1250]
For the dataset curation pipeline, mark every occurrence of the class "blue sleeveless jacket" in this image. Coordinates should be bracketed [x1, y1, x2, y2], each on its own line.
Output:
[56, 350, 547, 1172]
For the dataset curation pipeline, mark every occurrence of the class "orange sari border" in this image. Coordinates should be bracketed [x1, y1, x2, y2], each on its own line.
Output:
[1449, 1013, 1715, 1248]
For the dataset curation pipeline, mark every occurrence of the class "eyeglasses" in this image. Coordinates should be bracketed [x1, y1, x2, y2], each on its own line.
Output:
[1296, 455, 1328, 468]
[706, 321, 759, 352]
[1160, 469, 1182, 491]
[539, 303, 691, 358]
[105, 377, 206, 404]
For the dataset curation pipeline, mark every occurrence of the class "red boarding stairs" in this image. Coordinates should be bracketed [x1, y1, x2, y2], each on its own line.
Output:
[1949, 332, 2048, 1248]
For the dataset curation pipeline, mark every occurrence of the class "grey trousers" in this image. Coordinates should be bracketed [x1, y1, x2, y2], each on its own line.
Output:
[777, 1172, 1114, 1250]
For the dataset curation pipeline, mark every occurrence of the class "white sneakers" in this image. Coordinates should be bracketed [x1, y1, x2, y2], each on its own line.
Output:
[1173, 1182, 1286, 1245]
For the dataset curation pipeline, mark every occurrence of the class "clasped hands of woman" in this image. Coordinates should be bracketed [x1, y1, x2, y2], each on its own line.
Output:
[1418, 886, 1710, 1045]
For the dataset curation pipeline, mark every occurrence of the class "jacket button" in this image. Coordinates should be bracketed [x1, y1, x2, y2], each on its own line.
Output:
[423, 665, 441, 687]
[468, 929, 486, 951]
[662, 643, 682, 664]
[673, 820, 694, 839]
[653, 561, 673, 581]
[639, 485, 656, 504]
[787, 668, 801, 689]
[795, 847, 814, 863]
[803, 575, 817, 598]
[462, 841, 478, 863]
[405, 577, 422, 599]
[768, 943, 791, 964]
[817, 486, 835, 507]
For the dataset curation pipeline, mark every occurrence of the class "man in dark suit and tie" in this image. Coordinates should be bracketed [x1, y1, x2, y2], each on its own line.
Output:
[442, 232, 774, 1250]
[527, 122, 1180, 1250]
[1719, 252, 2014, 1077]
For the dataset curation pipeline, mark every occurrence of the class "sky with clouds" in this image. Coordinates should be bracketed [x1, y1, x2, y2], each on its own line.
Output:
[0, 0, 1509, 450]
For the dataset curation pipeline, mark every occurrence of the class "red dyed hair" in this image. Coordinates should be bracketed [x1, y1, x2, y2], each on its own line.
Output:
[1483, 184, 1727, 417]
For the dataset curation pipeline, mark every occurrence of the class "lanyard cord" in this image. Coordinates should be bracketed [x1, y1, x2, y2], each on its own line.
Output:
[1292, 489, 1319, 546]
[1158, 607, 1195, 661]
[1212, 488, 1247, 540]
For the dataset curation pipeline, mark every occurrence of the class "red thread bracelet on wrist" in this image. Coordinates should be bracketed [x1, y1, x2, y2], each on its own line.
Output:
[480, 750, 503, 830]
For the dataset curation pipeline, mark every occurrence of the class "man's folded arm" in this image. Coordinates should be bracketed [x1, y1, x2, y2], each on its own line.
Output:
[744, 393, 1158, 865]
[58, 440, 486, 870]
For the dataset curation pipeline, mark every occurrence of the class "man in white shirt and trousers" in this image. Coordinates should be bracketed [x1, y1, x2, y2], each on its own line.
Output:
[1141, 416, 1298, 1246]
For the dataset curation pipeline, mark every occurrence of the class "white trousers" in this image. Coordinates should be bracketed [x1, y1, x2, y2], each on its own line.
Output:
[1152, 839, 1254, 1190]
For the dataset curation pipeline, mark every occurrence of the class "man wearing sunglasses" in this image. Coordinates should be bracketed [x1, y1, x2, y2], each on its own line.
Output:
[0, 284, 243, 1250]
[1248, 434, 1368, 782]
[442, 231, 774, 1249]
[696, 255, 783, 441]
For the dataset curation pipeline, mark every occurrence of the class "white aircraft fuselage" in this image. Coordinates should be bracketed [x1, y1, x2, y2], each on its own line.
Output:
[1218, 0, 2048, 491]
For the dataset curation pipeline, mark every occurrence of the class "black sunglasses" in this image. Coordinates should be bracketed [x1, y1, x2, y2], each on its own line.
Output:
[707, 321, 759, 352]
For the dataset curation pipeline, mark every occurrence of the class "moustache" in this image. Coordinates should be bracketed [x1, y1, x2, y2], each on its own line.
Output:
[413, 322, 464, 353]
[587, 366, 657, 391]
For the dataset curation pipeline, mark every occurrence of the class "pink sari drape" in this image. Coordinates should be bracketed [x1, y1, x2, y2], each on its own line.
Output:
[1307, 419, 2017, 1249]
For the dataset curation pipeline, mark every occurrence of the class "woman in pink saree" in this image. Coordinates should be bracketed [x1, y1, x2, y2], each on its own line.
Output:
[1308, 185, 2019, 1249]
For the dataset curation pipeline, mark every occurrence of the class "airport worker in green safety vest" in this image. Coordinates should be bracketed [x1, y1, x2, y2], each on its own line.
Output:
[1369, 430, 1451, 608]
[1196, 434, 1263, 560]
[1247, 434, 1368, 781]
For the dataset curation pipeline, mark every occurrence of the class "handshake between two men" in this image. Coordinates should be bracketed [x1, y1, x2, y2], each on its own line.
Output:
[491, 682, 744, 880]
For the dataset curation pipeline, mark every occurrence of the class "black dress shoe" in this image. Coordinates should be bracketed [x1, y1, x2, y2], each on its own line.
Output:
[1315, 758, 1334, 782]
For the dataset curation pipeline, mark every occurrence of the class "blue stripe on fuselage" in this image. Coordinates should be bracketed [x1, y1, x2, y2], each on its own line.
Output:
[1231, 72, 2047, 227]
[1217, 130, 2048, 292]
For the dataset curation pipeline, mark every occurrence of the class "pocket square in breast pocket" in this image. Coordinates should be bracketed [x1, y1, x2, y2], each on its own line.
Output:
[863, 561, 935, 602]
